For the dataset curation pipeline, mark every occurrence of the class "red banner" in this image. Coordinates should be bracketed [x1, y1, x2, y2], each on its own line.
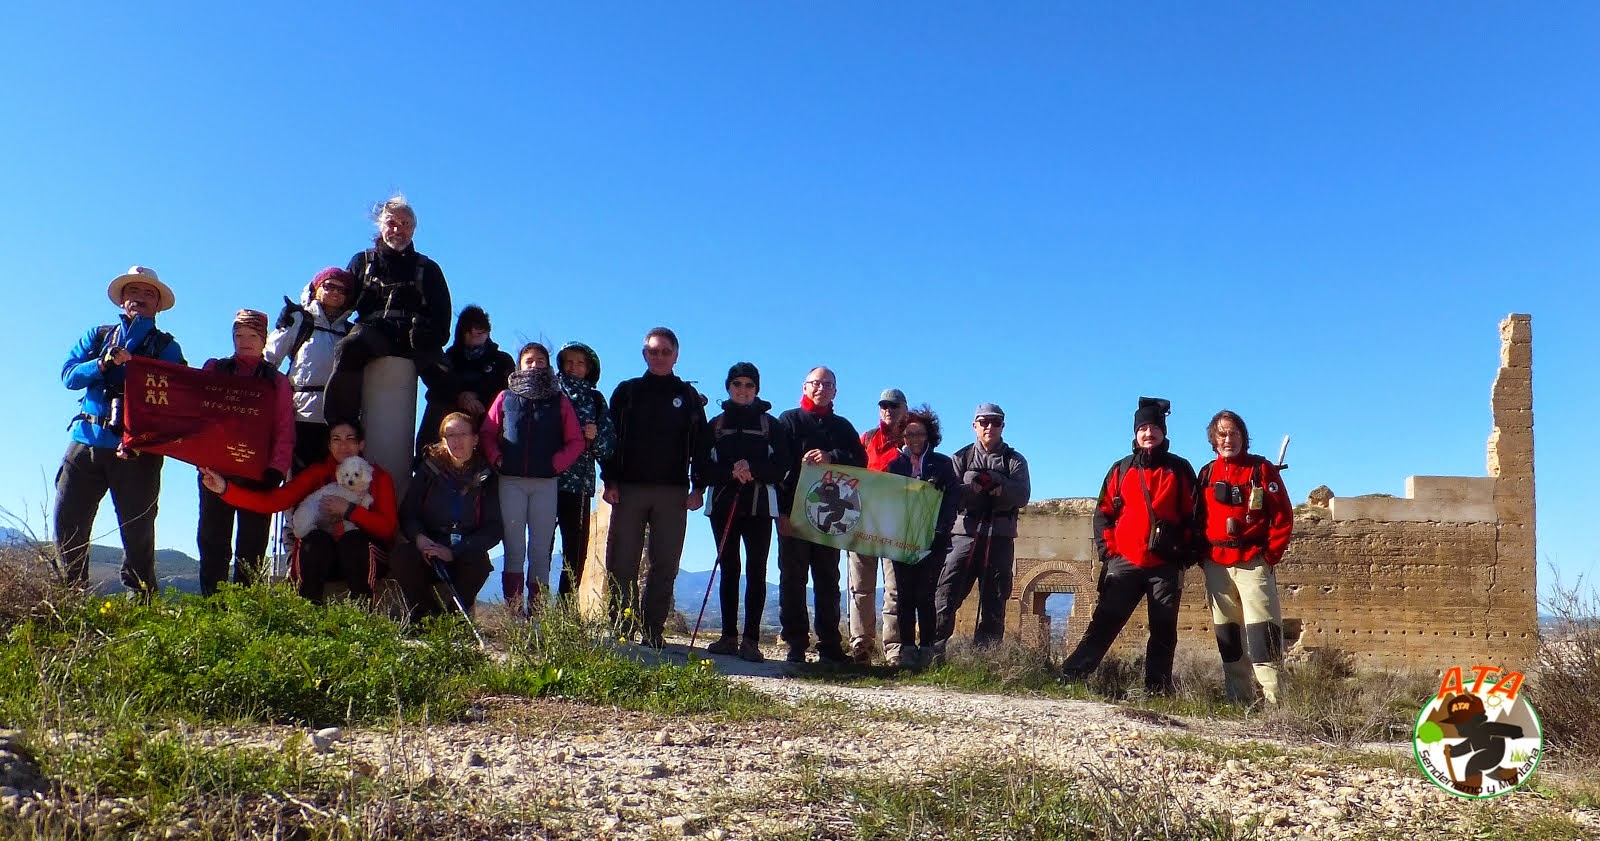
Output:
[122, 357, 275, 480]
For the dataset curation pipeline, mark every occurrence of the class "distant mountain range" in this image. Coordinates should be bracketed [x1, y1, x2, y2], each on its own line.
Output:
[0, 525, 203, 594]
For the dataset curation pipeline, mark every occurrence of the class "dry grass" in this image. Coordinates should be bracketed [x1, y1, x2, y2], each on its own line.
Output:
[1532, 569, 1600, 761]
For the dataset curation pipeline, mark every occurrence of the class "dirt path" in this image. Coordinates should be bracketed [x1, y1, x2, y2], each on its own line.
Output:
[289, 642, 1597, 840]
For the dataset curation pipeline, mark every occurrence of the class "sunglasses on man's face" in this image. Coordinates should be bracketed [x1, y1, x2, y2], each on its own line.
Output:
[976, 418, 1004, 428]
[729, 380, 757, 389]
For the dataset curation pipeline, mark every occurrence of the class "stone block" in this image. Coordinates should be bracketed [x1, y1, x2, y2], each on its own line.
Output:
[1405, 476, 1496, 505]
[1329, 494, 1495, 524]
[1500, 341, 1532, 368]
[1499, 314, 1533, 344]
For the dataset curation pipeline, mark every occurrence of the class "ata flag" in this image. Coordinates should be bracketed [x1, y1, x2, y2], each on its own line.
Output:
[121, 357, 274, 480]
[786, 462, 942, 563]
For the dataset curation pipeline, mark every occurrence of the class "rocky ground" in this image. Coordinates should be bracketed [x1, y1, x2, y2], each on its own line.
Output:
[1, 641, 1595, 840]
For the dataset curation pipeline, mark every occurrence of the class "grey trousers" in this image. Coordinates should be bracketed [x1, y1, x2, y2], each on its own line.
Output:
[605, 483, 689, 637]
[933, 531, 1016, 648]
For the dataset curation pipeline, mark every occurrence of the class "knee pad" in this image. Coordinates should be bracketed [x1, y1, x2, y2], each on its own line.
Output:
[1213, 622, 1243, 662]
[1246, 621, 1283, 663]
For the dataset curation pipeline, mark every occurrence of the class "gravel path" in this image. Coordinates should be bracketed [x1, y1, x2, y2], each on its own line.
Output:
[4, 640, 1595, 839]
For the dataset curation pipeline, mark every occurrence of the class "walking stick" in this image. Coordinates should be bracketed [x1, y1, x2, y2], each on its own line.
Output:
[432, 558, 488, 650]
[690, 496, 740, 651]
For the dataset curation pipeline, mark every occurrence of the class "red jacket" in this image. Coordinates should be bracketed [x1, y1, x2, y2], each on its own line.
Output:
[1196, 454, 1292, 566]
[220, 455, 399, 544]
[1093, 449, 1198, 569]
[861, 424, 901, 472]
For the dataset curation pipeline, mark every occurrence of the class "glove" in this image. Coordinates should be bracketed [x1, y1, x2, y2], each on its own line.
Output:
[970, 471, 996, 493]
[263, 468, 285, 488]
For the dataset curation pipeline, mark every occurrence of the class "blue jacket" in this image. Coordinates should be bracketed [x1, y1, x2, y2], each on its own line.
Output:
[886, 448, 961, 536]
[61, 315, 185, 449]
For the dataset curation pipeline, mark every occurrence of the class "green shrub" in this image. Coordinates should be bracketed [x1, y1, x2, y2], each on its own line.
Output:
[0, 583, 487, 726]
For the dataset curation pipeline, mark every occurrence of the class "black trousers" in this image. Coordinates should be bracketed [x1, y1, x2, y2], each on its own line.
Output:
[555, 489, 591, 598]
[292, 421, 330, 474]
[389, 540, 493, 622]
[52, 441, 163, 591]
[933, 532, 1015, 648]
[711, 512, 772, 639]
[323, 320, 449, 425]
[777, 535, 844, 654]
[295, 530, 375, 603]
[894, 533, 947, 648]
[1061, 556, 1184, 693]
[196, 474, 276, 595]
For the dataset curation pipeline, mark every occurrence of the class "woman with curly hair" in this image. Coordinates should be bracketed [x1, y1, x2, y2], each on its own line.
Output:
[884, 405, 960, 667]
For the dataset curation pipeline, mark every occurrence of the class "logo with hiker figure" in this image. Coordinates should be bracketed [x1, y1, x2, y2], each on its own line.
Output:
[1412, 664, 1542, 799]
[805, 470, 862, 536]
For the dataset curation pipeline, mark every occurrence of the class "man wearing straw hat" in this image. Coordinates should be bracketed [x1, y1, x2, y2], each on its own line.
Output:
[54, 266, 186, 594]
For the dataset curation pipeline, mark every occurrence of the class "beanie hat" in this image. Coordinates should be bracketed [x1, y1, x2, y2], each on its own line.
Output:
[726, 361, 761, 392]
[1133, 396, 1171, 433]
[310, 266, 354, 292]
[233, 309, 269, 342]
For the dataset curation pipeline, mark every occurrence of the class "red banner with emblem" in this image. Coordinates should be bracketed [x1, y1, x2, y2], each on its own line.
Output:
[121, 357, 274, 480]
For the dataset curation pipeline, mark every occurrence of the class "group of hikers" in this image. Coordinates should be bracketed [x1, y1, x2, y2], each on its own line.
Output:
[53, 195, 1295, 705]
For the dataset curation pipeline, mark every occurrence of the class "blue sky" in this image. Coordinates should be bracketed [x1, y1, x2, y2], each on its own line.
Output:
[2, 4, 1595, 595]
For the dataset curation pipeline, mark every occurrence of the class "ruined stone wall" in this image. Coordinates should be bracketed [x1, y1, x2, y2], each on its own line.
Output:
[1004, 315, 1538, 673]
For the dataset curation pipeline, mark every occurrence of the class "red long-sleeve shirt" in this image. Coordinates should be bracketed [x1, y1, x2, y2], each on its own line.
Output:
[220, 455, 398, 544]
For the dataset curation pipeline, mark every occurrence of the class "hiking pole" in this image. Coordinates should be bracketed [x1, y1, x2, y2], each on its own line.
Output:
[690, 496, 740, 651]
[431, 557, 487, 650]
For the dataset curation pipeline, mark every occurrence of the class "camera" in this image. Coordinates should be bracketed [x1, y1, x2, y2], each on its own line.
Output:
[1212, 481, 1243, 505]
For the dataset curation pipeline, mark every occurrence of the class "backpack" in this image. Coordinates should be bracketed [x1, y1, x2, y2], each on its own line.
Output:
[1195, 457, 1268, 496]
[1104, 453, 1192, 521]
[93, 323, 176, 362]
[359, 248, 431, 316]
[276, 296, 317, 361]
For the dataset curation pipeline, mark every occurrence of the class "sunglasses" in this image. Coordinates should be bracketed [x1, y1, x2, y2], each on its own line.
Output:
[729, 380, 757, 389]
[320, 285, 350, 295]
[976, 418, 1004, 428]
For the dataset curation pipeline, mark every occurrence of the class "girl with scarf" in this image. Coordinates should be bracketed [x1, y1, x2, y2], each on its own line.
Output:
[553, 342, 616, 599]
[480, 343, 585, 615]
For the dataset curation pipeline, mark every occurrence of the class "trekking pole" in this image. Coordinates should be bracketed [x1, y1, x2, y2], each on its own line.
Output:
[432, 558, 488, 650]
[690, 496, 740, 651]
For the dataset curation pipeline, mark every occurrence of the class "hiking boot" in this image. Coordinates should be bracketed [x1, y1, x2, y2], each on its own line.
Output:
[816, 646, 849, 665]
[738, 638, 766, 663]
[784, 646, 807, 664]
[849, 649, 874, 666]
[706, 635, 739, 656]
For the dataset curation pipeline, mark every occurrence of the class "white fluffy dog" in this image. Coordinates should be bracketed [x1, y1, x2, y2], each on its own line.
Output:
[291, 456, 375, 539]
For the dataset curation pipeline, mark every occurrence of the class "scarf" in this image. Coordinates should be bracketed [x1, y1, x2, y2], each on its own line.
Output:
[507, 366, 559, 401]
[800, 395, 833, 417]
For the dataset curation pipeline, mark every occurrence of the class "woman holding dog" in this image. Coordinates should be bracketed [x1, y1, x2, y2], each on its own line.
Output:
[390, 412, 502, 621]
[199, 420, 398, 603]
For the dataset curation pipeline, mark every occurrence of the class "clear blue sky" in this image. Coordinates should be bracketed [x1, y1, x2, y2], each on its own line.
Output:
[2, 4, 1595, 596]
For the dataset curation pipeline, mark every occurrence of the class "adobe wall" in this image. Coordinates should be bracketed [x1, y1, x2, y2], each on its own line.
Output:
[1001, 314, 1538, 673]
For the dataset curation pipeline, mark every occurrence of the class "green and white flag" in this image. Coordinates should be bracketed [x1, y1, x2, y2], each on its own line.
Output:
[786, 462, 943, 563]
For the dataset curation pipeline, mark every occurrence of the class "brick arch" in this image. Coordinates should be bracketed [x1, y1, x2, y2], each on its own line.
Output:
[1012, 559, 1097, 653]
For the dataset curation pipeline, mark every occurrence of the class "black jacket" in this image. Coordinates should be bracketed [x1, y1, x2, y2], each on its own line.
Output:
[430, 338, 515, 406]
[602, 372, 708, 489]
[776, 406, 867, 514]
[346, 243, 453, 349]
[886, 448, 961, 536]
[701, 399, 793, 520]
[400, 457, 503, 557]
